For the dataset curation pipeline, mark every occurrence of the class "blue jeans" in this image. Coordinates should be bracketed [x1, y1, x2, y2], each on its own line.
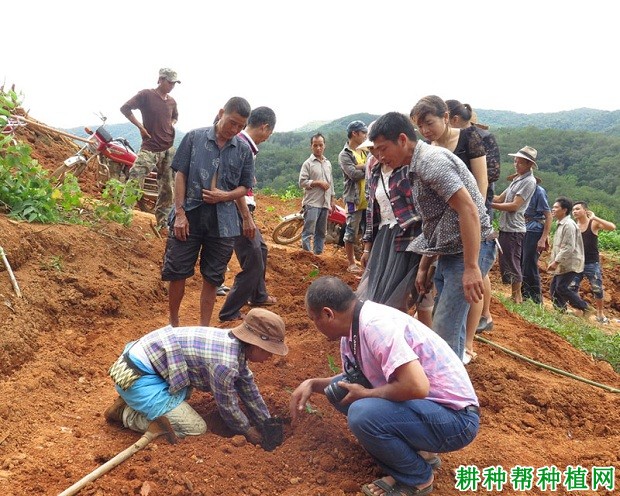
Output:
[347, 398, 479, 487]
[569, 262, 604, 299]
[301, 206, 328, 255]
[521, 229, 543, 303]
[433, 240, 497, 359]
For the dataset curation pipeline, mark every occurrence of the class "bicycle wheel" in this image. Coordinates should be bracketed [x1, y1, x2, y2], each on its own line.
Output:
[272, 217, 304, 245]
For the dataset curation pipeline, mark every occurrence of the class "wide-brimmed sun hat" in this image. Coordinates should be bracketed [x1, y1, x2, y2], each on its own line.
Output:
[508, 145, 537, 166]
[231, 308, 288, 355]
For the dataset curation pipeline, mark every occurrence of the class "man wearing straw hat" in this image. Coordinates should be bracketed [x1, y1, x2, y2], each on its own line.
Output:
[104, 308, 288, 446]
[492, 146, 538, 303]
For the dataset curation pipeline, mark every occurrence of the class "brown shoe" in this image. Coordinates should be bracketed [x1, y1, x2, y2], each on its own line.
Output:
[104, 396, 127, 424]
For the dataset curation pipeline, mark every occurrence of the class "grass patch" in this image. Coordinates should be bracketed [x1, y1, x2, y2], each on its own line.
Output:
[497, 295, 620, 373]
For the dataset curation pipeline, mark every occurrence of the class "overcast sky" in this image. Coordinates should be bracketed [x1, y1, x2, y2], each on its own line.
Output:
[4, 0, 617, 133]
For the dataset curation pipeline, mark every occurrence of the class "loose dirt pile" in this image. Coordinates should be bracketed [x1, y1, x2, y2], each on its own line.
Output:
[0, 118, 618, 495]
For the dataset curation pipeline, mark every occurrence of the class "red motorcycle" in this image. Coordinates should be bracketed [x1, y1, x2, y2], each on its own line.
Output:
[50, 114, 158, 211]
[272, 205, 347, 246]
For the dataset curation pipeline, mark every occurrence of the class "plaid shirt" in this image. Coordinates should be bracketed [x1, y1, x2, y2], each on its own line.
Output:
[363, 163, 421, 251]
[140, 326, 269, 433]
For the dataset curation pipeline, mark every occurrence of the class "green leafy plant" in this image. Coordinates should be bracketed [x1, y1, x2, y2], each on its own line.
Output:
[302, 264, 320, 281]
[40, 255, 64, 272]
[93, 179, 141, 226]
[1, 88, 87, 224]
[279, 183, 303, 201]
[0, 145, 60, 223]
[598, 230, 620, 252]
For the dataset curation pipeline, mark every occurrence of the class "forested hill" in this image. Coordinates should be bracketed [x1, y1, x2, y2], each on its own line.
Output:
[477, 108, 620, 135]
[67, 108, 620, 222]
[255, 110, 620, 223]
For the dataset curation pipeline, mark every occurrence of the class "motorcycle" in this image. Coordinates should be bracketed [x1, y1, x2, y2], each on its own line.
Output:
[50, 114, 158, 212]
[272, 205, 347, 246]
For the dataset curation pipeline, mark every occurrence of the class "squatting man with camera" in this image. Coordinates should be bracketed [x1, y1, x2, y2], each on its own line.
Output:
[290, 276, 481, 496]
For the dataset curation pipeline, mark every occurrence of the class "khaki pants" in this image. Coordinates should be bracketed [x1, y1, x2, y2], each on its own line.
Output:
[121, 400, 207, 438]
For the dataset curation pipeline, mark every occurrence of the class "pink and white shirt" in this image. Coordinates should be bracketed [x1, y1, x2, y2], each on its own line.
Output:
[340, 300, 478, 410]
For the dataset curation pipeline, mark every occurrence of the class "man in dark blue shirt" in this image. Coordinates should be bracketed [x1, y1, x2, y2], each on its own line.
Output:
[521, 181, 552, 303]
[161, 97, 254, 327]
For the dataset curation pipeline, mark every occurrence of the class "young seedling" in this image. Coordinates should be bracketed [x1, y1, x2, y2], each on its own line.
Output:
[284, 386, 320, 415]
[303, 264, 320, 281]
[327, 355, 340, 374]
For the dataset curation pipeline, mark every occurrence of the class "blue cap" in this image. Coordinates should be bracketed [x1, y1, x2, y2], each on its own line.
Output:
[347, 120, 368, 134]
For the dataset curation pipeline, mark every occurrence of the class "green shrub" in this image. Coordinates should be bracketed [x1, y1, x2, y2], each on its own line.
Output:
[598, 230, 620, 252]
[93, 179, 142, 226]
[2, 87, 141, 227]
[280, 183, 303, 200]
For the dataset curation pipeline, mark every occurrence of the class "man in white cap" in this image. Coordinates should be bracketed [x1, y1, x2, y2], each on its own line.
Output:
[105, 307, 288, 447]
[121, 68, 181, 230]
[491, 146, 538, 303]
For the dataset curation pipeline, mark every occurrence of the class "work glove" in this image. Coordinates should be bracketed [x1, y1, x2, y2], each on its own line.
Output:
[257, 417, 284, 451]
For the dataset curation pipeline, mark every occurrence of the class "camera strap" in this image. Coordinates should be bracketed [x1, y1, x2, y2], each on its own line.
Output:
[350, 299, 364, 365]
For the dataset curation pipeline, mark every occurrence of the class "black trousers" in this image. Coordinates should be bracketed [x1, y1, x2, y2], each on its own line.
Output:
[218, 228, 269, 320]
[550, 271, 589, 311]
[521, 230, 543, 303]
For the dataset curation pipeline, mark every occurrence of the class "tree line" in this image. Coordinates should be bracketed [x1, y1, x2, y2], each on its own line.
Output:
[255, 123, 620, 223]
[70, 109, 620, 222]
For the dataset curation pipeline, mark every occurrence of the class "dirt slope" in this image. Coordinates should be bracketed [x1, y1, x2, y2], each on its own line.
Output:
[0, 119, 618, 495]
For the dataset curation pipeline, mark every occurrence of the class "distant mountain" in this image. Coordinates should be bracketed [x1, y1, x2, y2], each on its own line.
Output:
[62, 108, 620, 152]
[476, 108, 620, 135]
[64, 123, 185, 151]
[291, 120, 331, 133]
[308, 113, 380, 134]
[302, 108, 620, 136]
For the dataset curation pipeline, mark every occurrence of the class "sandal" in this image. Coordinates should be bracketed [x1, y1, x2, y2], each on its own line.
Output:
[425, 456, 442, 471]
[347, 264, 362, 273]
[362, 476, 433, 496]
[463, 349, 478, 366]
[476, 316, 493, 334]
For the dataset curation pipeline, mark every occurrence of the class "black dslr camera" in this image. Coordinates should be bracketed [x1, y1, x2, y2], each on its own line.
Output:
[324, 357, 372, 405]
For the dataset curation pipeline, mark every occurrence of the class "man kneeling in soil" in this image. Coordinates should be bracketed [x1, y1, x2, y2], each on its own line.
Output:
[290, 276, 480, 496]
[105, 308, 288, 446]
